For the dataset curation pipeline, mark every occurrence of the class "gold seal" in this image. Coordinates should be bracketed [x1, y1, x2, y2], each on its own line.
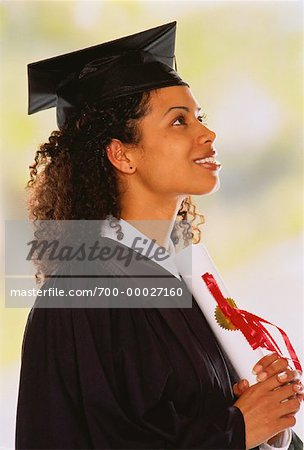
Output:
[215, 298, 239, 331]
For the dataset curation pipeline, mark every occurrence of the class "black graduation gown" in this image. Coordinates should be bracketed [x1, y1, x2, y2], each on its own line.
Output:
[15, 239, 301, 450]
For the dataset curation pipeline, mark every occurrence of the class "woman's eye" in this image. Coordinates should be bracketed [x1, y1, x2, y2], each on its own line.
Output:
[172, 116, 187, 126]
[197, 113, 208, 125]
[172, 113, 208, 127]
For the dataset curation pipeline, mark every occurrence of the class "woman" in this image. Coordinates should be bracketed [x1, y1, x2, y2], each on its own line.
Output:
[16, 22, 303, 449]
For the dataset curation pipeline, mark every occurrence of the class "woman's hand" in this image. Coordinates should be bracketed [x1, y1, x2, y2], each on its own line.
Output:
[233, 353, 303, 397]
[233, 354, 303, 449]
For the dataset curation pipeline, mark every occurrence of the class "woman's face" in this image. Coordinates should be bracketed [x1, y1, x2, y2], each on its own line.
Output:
[132, 85, 220, 197]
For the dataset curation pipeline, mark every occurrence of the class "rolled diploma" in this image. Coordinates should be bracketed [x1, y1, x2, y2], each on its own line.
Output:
[175, 243, 264, 385]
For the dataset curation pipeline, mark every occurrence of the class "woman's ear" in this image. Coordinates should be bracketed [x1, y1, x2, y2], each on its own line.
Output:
[106, 139, 136, 174]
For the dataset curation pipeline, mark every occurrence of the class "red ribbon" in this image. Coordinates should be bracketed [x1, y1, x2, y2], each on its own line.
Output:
[202, 272, 302, 373]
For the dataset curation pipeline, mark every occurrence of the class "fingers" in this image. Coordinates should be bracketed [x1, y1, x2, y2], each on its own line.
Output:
[292, 381, 304, 402]
[253, 354, 289, 382]
[278, 396, 301, 417]
[279, 415, 297, 429]
[252, 352, 280, 375]
[272, 381, 304, 403]
[259, 369, 299, 391]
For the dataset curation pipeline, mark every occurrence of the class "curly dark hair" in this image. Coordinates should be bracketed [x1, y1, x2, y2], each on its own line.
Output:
[27, 91, 204, 261]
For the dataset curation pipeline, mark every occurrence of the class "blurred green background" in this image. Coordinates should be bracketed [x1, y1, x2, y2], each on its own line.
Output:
[1, 0, 303, 446]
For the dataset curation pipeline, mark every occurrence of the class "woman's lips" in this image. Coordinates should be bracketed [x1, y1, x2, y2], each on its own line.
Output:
[194, 156, 222, 171]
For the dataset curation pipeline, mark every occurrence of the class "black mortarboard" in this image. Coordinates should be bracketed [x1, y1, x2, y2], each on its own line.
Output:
[28, 21, 188, 128]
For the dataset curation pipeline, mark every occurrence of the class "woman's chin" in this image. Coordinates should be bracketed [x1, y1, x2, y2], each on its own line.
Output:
[189, 177, 221, 196]
[207, 178, 221, 195]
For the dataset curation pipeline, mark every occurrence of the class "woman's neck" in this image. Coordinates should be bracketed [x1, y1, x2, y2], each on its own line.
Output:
[120, 194, 185, 249]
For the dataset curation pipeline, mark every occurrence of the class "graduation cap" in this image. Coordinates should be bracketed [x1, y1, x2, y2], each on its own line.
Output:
[28, 21, 189, 128]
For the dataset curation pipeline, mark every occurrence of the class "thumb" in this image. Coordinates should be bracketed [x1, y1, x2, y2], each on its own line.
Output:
[233, 379, 249, 397]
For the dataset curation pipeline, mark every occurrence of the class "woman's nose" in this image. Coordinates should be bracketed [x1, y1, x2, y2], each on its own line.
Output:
[197, 124, 216, 145]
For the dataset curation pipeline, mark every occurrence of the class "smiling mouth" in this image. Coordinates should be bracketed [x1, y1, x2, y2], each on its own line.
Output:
[194, 156, 221, 170]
